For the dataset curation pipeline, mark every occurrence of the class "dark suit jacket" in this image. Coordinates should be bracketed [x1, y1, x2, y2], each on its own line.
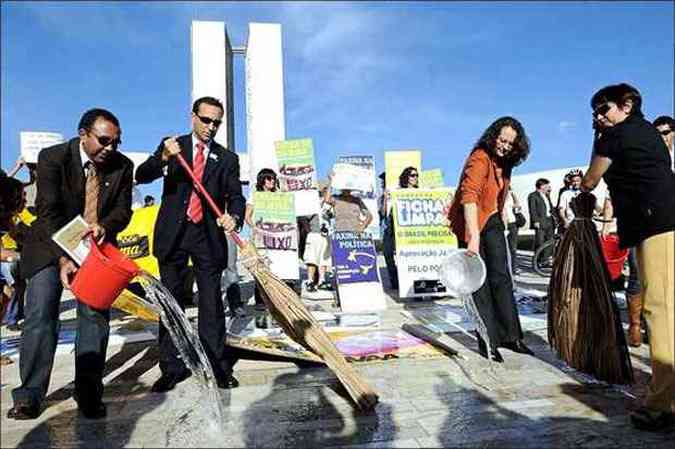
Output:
[135, 134, 245, 266]
[527, 191, 553, 231]
[21, 138, 134, 279]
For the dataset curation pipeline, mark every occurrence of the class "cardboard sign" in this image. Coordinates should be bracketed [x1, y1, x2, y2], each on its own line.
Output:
[336, 156, 380, 239]
[391, 188, 456, 298]
[252, 191, 299, 280]
[419, 169, 445, 188]
[384, 150, 421, 190]
[331, 231, 386, 313]
[275, 138, 316, 191]
[20, 132, 65, 164]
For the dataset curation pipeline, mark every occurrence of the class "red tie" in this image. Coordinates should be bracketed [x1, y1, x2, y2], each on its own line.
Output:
[187, 142, 206, 223]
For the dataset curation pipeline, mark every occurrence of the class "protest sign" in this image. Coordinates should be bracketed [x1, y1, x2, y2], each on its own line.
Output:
[253, 191, 299, 280]
[419, 169, 445, 188]
[335, 156, 380, 239]
[20, 132, 64, 164]
[275, 138, 316, 191]
[384, 150, 421, 190]
[391, 188, 457, 298]
[331, 231, 386, 312]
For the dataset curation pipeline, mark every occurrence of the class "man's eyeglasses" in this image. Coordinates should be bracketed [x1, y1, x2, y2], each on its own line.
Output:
[659, 128, 673, 136]
[196, 115, 223, 128]
[90, 132, 121, 149]
[593, 103, 611, 117]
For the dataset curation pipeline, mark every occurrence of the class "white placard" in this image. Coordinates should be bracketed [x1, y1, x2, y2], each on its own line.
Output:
[20, 132, 65, 164]
[293, 189, 321, 217]
[331, 163, 373, 193]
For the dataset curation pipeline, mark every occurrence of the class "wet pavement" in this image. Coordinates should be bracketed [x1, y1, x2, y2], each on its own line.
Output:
[1, 251, 670, 448]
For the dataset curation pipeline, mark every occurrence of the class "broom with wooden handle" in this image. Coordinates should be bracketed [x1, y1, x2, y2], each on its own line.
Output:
[175, 153, 379, 411]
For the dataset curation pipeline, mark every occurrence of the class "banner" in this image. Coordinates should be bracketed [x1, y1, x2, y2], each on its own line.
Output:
[275, 138, 316, 191]
[253, 191, 299, 280]
[419, 169, 445, 188]
[336, 155, 380, 239]
[333, 155, 376, 195]
[384, 150, 421, 190]
[391, 188, 457, 298]
[331, 231, 386, 313]
[20, 132, 64, 164]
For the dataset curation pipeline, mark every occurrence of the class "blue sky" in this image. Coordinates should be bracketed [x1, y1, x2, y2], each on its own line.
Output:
[2, 1, 673, 200]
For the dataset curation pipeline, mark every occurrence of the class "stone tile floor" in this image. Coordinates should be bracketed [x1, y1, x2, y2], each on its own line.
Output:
[1, 252, 670, 447]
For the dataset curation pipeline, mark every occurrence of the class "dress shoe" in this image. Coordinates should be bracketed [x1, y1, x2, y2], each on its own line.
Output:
[7, 401, 40, 420]
[151, 370, 192, 393]
[216, 375, 239, 389]
[490, 349, 504, 363]
[78, 401, 107, 419]
[502, 340, 535, 356]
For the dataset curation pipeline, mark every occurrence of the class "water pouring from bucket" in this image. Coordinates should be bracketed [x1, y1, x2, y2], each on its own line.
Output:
[439, 249, 494, 359]
[67, 235, 226, 425]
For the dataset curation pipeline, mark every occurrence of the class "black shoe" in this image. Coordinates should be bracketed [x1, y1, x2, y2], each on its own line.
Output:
[630, 407, 674, 432]
[78, 401, 107, 419]
[151, 370, 192, 393]
[490, 349, 504, 363]
[216, 375, 239, 389]
[502, 340, 535, 356]
[317, 281, 333, 291]
[7, 323, 22, 332]
[7, 401, 40, 420]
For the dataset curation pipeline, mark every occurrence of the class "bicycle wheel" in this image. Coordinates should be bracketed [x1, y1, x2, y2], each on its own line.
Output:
[533, 239, 556, 277]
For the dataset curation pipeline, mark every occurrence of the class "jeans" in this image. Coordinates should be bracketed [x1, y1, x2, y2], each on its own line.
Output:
[12, 265, 110, 407]
[626, 247, 641, 296]
[1, 260, 24, 325]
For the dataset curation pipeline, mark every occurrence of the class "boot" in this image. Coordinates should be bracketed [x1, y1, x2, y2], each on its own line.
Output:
[627, 293, 642, 347]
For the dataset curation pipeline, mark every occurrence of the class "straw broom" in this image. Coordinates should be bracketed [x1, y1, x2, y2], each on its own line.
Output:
[547, 192, 633, 384]
[175, 154, 379, 411]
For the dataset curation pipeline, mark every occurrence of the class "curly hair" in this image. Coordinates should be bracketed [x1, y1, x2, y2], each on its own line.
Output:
[473, 116, 530, 167]
[398, 166, 419, 188]
[255, 168, 278, 192]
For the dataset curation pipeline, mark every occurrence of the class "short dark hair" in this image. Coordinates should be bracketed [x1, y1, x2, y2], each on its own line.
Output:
[255, 168, 278, 192]
[591, 83, 643, 117]
[474, 116, 530, 167]
[0, 175, 24, 220]
[78, 108, 121, 132]
[399, 166, 418, 188]
[535, 178, 550, 189]
[192, 96, 224, 114]
[653, 115, 674, 129]
[144, 195, 155, 205]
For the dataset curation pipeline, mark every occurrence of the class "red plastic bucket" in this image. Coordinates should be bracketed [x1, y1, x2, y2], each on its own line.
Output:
[70, 237, 140, 310]
[600, 234, 628, 281]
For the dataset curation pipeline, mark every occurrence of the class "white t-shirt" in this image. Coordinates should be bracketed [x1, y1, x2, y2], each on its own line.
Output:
[558, 189, 580, 223]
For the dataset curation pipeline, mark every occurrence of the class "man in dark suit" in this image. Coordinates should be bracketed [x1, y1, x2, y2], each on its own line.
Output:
[527, 178, 554, 261]
[8, 109, 133, 420]
[135, 96, 245, 392]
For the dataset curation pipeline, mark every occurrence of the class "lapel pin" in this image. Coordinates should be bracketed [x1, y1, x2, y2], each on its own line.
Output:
[209, 153, 218, 161]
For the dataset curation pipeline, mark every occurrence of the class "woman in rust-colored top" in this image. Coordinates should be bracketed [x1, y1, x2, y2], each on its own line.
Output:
[447, 116, 532, 362]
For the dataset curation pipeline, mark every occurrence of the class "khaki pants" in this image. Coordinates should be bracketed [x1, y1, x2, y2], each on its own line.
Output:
[636, 231, 675, 413]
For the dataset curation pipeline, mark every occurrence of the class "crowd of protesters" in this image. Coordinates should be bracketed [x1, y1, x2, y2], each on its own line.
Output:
[1, 84, 673, 431]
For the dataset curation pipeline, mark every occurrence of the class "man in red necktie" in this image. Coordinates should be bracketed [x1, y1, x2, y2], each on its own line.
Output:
[136, 97, 245, 392]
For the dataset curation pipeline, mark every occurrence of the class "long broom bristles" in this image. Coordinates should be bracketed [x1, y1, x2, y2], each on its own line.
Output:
[547, 193, 633, 385]
[240, 242, 379, 411]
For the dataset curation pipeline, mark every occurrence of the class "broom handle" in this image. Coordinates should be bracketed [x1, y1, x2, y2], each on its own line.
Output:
[175, 153, 246, 249]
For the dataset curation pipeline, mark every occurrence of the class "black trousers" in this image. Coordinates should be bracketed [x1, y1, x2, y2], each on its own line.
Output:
[158, 221, 236, 380]
[460, 214, 523, 350]
[534, 220, 554, 260]
[506, 222, 519, 273]
[383, 223, 398, 289]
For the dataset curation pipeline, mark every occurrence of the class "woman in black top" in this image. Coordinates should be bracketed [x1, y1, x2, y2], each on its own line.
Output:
[581, 83, 675, 432]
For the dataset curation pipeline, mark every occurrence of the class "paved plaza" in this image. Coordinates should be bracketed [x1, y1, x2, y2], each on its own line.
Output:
[1, 252, 671, 448]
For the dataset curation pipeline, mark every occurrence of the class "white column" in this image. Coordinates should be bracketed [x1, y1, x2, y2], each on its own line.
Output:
[191, 20, 235, 151]
[245, 22, 286, 180]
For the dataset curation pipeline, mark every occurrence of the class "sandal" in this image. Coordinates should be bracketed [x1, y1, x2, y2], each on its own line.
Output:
[630, 406, 674, 432]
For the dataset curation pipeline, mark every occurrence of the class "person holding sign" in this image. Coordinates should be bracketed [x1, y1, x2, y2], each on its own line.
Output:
[9, 109, 133, 420]
[380, 167, 419, 290]
[135, 97, 245, 393]
[446, 116, 533, 363]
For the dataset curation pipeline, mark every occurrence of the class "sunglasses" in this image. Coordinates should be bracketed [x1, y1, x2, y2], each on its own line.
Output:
[196, 114, 223, 128]
[409, 173, 419, 178]
[593, 103, 611, 117]
[89, 131, 121, 149]
[659, 129, 673, 136]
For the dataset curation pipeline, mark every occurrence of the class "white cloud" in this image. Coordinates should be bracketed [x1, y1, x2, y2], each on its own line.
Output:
[559, 121, 577, 133]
